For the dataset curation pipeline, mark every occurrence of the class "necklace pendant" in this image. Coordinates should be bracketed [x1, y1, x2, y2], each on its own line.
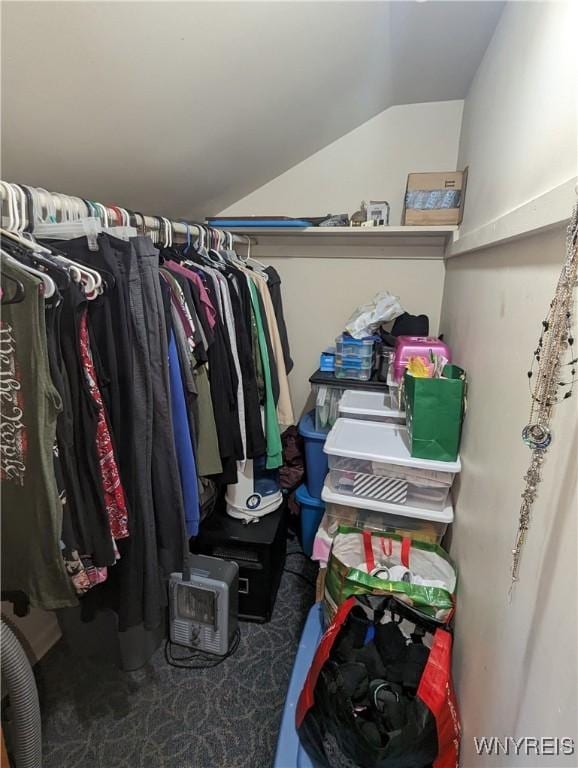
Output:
[522, 423, 552, 449]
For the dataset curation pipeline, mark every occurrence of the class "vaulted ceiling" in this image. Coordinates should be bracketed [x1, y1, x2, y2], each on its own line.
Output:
[1, 1, 504, 218]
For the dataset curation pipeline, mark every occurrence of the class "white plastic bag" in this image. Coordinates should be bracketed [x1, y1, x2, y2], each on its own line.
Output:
[345, 291, 404, 338]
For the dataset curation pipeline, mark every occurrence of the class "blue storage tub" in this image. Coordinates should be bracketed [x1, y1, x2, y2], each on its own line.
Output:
[296, 484, 325, 556]
[298, 410, 328, 499]
[273, 603, 324, 768]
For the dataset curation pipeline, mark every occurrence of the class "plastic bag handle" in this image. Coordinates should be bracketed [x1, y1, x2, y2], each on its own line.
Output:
[363, 530, 411, 570]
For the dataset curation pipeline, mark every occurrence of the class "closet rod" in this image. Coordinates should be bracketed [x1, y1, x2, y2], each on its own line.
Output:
[0, 180, 250, 245]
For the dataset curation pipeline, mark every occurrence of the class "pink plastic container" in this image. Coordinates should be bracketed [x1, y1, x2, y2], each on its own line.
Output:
[392, 336, 451, 381]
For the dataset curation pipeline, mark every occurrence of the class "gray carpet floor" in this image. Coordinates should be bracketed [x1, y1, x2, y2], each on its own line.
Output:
[36, 550, 317, 768]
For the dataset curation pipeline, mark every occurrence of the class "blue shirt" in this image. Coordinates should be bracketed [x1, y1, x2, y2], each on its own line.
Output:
[168, 330, 200, 537]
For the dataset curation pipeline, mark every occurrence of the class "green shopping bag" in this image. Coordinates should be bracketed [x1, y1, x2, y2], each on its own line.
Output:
[404, 364, 466, 462]
[324, 526, 457, 626]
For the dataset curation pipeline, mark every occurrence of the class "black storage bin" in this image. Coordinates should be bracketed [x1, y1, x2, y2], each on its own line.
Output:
[193, 503, 287, 623]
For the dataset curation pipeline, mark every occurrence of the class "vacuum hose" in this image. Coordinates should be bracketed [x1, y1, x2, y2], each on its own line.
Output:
[0, 617, 42, 768]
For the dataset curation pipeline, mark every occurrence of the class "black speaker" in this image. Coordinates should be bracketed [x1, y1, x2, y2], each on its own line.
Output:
[192, 503, 287, 622]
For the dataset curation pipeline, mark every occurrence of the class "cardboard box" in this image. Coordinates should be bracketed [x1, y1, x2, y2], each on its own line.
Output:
[402, 169, 468, 226]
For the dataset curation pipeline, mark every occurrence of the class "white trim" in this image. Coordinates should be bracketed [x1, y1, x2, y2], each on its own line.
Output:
[445, 177, 577, 258]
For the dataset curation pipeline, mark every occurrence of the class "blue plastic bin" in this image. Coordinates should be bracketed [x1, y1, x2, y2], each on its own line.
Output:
[273, 603, 324, 768]
[298, 410, 328, 499]
[296, 484, 325, 556]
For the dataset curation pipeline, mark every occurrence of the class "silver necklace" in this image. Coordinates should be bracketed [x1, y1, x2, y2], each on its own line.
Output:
[511, 203, 578, 585]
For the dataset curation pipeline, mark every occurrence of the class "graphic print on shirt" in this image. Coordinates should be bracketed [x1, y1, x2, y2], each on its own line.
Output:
[0, 321, 28, 485]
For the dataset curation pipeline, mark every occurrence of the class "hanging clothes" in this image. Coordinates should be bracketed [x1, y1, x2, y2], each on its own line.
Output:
[167, 330, 200, 537]
[252, 270, 294, 428]
[1, 205, 295, 653]
[247, 277, 283, 469]
[224, 267, 266, 458]
[264, 265, 294, 375]
[0, 259, 77, 609]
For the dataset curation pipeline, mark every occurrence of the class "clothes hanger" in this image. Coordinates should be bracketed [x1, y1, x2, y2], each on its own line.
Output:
[180, 219, 192, 255]
[5, 193, 94, 291]
[105, 204, 137, 241]
[224, 231, 244, 265]
[4, 183, 21, 232]
[161, 217, 172, 249]
[18, 185, 37, 233]
[11, 194, 102, 296]
[128, 210, 145, 237]
[33, 191, 102, 252]
[206, 226, 226, 266]
[34, 187, 58, 223]
[2, 249, 56, 298]
[148, 216, 158, 245]
[0, 262, 26, 304]
[1, 183, 21, 232]
[239, 234, 268, 277]
[11, 184, 27, 232]
[1, 226, 52, 254]
[0, 182, 12, 229]
[4, 239, 71, 294]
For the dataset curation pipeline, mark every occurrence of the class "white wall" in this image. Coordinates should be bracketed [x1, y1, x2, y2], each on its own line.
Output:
[454, 0, 578, 251]
[219, 100, 464, 225]
[441, 226, 577, 766]
[268, 254, 446, 416]
[221, 99, 463, 416]
[2, 3, 500, 218]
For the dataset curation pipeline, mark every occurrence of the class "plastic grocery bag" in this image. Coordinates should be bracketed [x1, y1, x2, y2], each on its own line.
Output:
[325, 527, 457, 625]
[297, 596, 461, 768]
[345, 292, 404, 339]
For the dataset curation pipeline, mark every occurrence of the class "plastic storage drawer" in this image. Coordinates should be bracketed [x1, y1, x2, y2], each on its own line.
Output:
[335, 335, 375, 359]
[324, 419, 460, 511]
[309, 369, 389, 432]
[335, 353, 373, 369]
[321, 482, 452, 544]
[335, 364, 372, 381]
[339, 389, 404, 424]
[328, 465, 450, 511]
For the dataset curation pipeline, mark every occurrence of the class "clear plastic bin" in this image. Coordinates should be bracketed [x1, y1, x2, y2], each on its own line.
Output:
[335, 335, 375, 360]
[313, 384, 345, 432]
[324, 420, 460, 511]
[323, 505, 447, 545]
[338, 390, 405, 424]
[312, 485, 452, 565]
[335, 336, 375, 360]
[320, 482, 452, 545]
[335, 365, 372, 381]
[335, 353, 373, 369]
[328, 464, 451, 511]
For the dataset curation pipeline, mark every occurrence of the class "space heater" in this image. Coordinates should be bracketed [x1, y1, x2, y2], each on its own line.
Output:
[226, 455, 283, 522]
[169, 554, 239, 655]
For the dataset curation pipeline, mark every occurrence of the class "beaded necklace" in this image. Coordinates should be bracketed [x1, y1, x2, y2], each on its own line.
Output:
[511, 203, 578, 585]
